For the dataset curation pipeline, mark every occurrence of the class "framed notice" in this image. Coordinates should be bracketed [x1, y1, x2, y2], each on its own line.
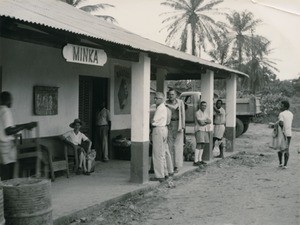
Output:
[34, 86, 58, 115]
[114, 66, 131, 115]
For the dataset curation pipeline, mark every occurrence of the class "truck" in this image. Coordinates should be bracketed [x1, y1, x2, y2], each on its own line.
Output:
[179, 92, 261, 137]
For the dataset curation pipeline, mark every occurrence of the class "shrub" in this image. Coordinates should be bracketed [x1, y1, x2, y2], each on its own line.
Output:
[183, 137, 195, 161]
[256, 93, 290, 123]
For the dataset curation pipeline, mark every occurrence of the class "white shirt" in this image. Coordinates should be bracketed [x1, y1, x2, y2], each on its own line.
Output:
[96, 108, 111, 126]
[279, 110, 294, 137]
[195, 109, 210, 132]
[0, 106, 14, 142]
[152, 103, 168, 127]
[63, 130, 88, 145]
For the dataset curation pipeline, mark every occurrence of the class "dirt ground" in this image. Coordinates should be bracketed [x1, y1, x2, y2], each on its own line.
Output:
[69, 123, 300, 225]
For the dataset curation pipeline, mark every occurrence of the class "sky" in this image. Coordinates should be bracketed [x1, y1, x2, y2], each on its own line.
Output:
[90, 0, 300, 81]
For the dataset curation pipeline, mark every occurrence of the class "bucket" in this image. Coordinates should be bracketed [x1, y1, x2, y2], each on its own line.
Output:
[1, 178, 52, 225]
[0, 187, 5, 225]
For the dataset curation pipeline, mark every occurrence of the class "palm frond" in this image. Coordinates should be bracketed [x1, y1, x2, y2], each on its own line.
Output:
[161, 12, 185, 25]
[73, 0, 84, 7]
[95, 15, 117, 23]
[179, 24, 189, 52]
[79, 4, 114, 13]
[164, 17, 187, 43]
[198, 0, 223, 12]
[161, 0, 190, 10]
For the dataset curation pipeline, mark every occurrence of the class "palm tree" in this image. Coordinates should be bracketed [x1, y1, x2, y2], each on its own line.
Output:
[244, 34, 278, 93]
[208, 33, 233, 66]
[160, 0, 224, 57]
[65, 0, 116, 23]
[222, 10, 261, 70]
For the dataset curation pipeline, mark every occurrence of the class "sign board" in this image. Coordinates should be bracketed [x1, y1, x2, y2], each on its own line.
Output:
[34, 86, 58, 115]
[62, 44, 107, 66]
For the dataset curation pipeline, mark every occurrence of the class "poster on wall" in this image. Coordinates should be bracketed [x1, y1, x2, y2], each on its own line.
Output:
[34, 86, 58, 115]
[114, 66, 131, 115]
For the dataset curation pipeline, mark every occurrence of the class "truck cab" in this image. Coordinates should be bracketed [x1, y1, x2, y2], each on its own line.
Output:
[180, 91, 200, 124]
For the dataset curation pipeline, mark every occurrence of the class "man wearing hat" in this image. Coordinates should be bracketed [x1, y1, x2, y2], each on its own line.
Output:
[61, 119, 95, 175]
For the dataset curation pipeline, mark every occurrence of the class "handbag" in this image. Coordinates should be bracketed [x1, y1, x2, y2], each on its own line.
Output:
[213, 145, 220, 157]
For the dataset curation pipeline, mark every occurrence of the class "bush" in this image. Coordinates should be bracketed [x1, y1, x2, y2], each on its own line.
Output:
[183, 137, 195, 161]
[256, 93, 290, 123]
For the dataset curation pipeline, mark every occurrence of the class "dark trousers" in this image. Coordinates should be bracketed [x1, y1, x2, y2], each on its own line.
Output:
[95, 126, 109, 161]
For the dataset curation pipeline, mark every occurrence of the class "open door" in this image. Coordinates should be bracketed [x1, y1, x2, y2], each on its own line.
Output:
[79, 76, 109, 145]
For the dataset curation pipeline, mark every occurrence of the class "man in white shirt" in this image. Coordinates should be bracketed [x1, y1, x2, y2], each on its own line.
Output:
[277, 100, 294, 169]
[165, 88, 185, 173]
[0, 91, 36, 180]
[61, 119, 93, 175]
[151, 92, 170, 182]
[194, 101, 211, 166]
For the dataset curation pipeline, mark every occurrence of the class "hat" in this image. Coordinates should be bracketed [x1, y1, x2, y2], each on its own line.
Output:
[69, 119, 83, 128]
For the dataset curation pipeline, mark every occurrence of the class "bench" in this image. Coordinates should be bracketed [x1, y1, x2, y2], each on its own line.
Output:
[17, 135, 79, 181]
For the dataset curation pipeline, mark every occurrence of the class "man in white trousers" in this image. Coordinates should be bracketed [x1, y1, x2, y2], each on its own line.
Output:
[151, 92, 173, 182]
[165, 88, 185, 173]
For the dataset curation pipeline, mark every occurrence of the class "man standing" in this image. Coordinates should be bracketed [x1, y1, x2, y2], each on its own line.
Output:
[0, 91, 36, 180]
[213, 99, 226, 158]
[277, 100, 293, 169]
[194, 101, 211, 166]
[96, 102, 111, 162]
[151, 92, 169, 182]
[165, 88, 185, 173]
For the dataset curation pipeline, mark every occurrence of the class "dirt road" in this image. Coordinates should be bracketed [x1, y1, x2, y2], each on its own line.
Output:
[71, 123, 300, 225]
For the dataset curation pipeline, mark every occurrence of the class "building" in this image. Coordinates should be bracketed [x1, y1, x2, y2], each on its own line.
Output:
[0, 0, 248, 183]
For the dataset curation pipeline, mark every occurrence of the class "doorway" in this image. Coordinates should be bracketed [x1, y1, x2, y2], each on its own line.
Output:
[79, 76, 109, 147]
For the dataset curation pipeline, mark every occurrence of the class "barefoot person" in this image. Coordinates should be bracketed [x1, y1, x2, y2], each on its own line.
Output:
[213, 99, 226, 158]
[277, 100, 293, 169]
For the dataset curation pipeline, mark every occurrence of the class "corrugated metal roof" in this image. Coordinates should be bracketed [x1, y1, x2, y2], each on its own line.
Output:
[0, 0, 248, 77]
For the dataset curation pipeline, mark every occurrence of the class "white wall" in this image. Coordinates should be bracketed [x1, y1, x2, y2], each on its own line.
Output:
[109, 60, 132, 130]
[0, 38, 131, 136]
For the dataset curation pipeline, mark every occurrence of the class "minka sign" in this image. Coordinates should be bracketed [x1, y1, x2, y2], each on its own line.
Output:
[62, 44, 107, 66]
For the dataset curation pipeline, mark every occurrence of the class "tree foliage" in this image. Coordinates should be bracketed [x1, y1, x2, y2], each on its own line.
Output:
[261, 79, 295, 97]
[207, 10, 279, 94]
[159, 2, 290, 96]
[222, 10, 262, 69]
[65, 0, 117, 23]
[160, 0, 224, 56]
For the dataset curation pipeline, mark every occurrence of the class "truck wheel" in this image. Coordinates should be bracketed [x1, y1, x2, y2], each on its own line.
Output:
[236, 118, 244, 138]
[242, 122, 249, 134]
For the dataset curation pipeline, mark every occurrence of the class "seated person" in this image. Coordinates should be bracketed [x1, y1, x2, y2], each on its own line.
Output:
[60, 119, 96, 175]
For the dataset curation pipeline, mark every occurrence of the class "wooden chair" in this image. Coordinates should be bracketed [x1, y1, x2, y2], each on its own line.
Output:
[40, 136, 82, 181]
[40, 136, 70, 181]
